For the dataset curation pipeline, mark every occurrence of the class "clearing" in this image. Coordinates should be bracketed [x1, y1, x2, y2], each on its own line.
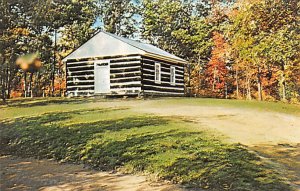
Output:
[0, 98, 299, 190]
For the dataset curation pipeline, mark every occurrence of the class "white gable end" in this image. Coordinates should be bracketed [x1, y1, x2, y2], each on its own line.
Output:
[63, 31, 187, 63]
[63, 32, 145, 61]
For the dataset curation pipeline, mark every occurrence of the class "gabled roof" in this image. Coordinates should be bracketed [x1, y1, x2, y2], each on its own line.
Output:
[63, 31, 187, 64]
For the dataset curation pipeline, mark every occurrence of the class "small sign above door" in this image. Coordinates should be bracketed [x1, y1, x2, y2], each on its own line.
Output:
[96, 62, 108, 66]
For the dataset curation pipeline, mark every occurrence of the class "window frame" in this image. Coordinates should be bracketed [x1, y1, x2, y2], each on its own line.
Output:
[155, 62, 161, 84]
[170, 66, 176, 85]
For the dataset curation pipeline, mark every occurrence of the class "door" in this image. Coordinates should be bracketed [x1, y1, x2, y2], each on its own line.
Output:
[94, 61, 110, 93]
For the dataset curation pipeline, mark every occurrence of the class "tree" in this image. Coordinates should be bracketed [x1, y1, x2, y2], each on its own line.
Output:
[16, 53, 42, 97]
[205, 32, 229, 98]
[0, 0, 99, 100]
[98, 0, 140, 37]
[141, 0, 217, 95]
[1, 0, 299, 102]
[45, 0, 98, 96]
[0, 0, 33, 101]
[142, 0, 195, 58]
[226, 0, 299, 101]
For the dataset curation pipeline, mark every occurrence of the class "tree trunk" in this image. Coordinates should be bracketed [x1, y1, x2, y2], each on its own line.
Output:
[24, 72, 27, 97]
[6, 73, 11, 99]
[257, 66, 262, 101]
[29, 72, 33, 98]
[212, 66, 216, 91]
[235, 68, 239, 98]
[51, 29, 57, 97]
[257, 81, 262, 101]
[246, 75, 251, 100]
[0, 57, 6, 103]
[5, 63, 9, 99]
[183, 63, 189, 96]
[36, 71, 40, 97]
[1, 83, 6, 103]
[280, 63, 287, 101]
[197, 70, 200, 95]
[282, 79, 286, 101]
[225, 82, 228, 99]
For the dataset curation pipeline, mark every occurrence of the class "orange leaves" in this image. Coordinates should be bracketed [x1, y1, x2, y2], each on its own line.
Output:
[205, 32, 229, 96]
[10, 28, 30, 36]
[210, 31, 228, 60]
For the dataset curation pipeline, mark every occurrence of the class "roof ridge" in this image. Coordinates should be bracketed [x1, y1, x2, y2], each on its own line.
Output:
[102, 31, 186, 63]
[63, 31, 186, 63]
[102, 31, 147, 54]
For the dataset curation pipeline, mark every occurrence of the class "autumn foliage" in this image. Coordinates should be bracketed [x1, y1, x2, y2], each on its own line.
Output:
[1, 0, 299, 103]
[204, 32, 228, 97]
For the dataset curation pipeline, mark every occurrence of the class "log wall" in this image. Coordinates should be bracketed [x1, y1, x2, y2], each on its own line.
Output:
[66, 55, 185, 97]
[109, 55, 142, 95]
[66, 61, 94, 96]
[66, 55, 142, 96]
[141, 56, 185, 96]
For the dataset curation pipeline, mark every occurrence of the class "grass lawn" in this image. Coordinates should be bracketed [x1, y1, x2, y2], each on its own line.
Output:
[0, 98, 295, 190]
[156, 98, 300, 116]
[1, 97, 299, 120]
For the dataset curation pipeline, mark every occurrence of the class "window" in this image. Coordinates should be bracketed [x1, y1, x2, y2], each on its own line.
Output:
[170, 66, 176, 85]
[155, 63, 161, 83]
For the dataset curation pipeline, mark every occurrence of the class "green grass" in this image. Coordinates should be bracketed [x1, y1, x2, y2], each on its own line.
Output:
[159, 98, 300, 116]
[1, 97, 299, 122]
[0, 106, 291, 190]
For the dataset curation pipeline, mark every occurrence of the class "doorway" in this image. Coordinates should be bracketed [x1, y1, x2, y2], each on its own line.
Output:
[94, 61, 110, 94]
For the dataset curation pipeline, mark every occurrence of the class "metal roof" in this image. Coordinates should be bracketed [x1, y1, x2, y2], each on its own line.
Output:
[63, 31, 187, 63]
[104, 32, 186, 63]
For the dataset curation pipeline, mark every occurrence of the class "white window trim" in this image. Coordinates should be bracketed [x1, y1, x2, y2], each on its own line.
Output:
[170, 66, 176, 85]
[155, 63, 161, 84]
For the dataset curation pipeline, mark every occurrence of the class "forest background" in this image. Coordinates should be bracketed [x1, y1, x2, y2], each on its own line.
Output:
[0, 0, 299, 102]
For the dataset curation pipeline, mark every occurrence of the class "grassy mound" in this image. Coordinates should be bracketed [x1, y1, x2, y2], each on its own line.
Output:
[0, 107, 290, 190]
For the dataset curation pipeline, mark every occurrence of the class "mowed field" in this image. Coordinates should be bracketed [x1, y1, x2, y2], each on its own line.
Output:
[0, 98, 299, 191]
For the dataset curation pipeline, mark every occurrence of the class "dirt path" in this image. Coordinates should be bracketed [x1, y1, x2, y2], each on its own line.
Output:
[89, 99, 300, 146]
[132, 103, 300, 145]
[2, 99, 299, 146]
[0, 155, 185, 191]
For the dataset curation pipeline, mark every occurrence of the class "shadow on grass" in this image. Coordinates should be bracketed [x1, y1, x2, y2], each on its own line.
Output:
[0, 110, 292, 190]
[251, 144, 300, 189]
[0, 110, 168, 162]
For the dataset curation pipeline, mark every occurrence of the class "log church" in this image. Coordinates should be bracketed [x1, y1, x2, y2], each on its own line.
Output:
[62, 31, 187, 97]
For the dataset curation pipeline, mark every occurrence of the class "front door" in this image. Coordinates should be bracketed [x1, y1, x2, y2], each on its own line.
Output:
[94, 61, 110, 94]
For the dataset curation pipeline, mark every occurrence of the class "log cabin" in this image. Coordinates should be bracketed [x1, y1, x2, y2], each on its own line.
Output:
[62, 31, 187, 97]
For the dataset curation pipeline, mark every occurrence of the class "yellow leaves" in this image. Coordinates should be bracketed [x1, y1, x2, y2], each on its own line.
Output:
[10, 28, 30, 36]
